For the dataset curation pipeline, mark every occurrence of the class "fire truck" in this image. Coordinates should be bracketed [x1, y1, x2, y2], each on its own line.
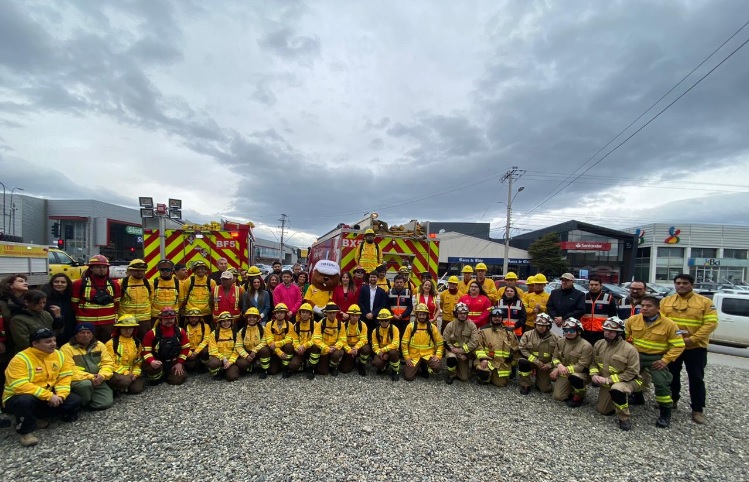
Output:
[308, 214, 439, 287]
[142, 220, 255, 279]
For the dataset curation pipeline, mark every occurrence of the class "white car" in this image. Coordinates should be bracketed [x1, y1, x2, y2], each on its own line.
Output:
[711, 292, 749, 347]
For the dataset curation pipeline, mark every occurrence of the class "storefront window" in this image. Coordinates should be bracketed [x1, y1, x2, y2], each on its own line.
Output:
[691, 247, 717, 258]
[657, 247, 684, 258]
[724, 249, 748, 259]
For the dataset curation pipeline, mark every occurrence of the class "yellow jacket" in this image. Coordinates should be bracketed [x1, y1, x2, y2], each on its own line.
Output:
[208, 326, 236, 361]
[181, 275, 216, 316]
[475, 325, 517, 376]
[234, 324, 267, 362]
[266, 320, 293, 357]
[60, 340, 114, 382]
[401, 320, 444, 363]
[151, 276, 183, 318]
[660, 292, 718, 349]
[304, 285, 332, 311]
[343, 320, 368, 353]
[371, 324, 400, 355]
[457, 279, 472, 297]
[439, 290, 461, 323]
[291, 319, 316, 350]
[185, 322, 210, 355]
[625, 314, 685, 363]
[105, 336, 142, 377]
[523, 292, 550, 327]
[3, 348, 74, 405]
[356, 241, 382, 273]
[313, 318, 346, 350]
[478, 278, 498, 304]
[118, 276, 152, 322]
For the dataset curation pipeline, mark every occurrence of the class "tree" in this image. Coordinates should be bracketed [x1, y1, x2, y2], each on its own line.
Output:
[528, 232, 569, 277]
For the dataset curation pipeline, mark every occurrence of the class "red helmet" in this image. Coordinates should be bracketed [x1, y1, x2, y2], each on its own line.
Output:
[88, 255, 110, 266]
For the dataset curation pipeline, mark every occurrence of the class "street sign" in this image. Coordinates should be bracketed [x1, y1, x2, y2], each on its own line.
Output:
[125, 226, 143, 236]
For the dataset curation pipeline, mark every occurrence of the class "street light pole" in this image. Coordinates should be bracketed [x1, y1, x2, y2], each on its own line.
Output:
[0, 181, 6, 234]
[10, 187, 24, 236]
[500, 166, 525, 276]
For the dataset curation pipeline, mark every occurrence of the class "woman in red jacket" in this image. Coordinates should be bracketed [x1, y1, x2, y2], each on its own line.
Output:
[458, 281, 492, 329]
[332, 271, 360, 321]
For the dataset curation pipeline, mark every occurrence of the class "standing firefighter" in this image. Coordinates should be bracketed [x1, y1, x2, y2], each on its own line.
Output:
[118, 259, 153, 340]
[517, 313, 559, 395]
[151, 260, 182, 326]
[181, 261, 216, 325]
[401, 303, 444, 381]
[590, 316, 641, 431]
[356, 228, 382, 274]
[442, 302, 480, 385]
[550, 317, 593, 408]
[476, 308, 517, 387]
[371, 309, 400, 382]
[625, 296, 685, 428]
[71, 255, 122, 342]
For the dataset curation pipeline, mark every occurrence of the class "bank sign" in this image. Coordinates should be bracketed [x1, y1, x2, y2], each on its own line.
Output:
[559, 241, 612, 251]
[448, 257, 530, 265]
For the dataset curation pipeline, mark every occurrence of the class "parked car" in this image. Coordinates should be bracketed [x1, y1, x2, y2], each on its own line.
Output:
[544, 281, 588, 294]
[621, 282, 673, 297]
[601, 283, 629, 301]
[710, 292, 749, 347]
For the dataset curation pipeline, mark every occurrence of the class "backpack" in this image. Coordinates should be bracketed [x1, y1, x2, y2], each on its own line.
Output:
[405, 320, 435, 348]
[320, 317, 341, 334]
[112, 335, 142, 361]
[121, 277, 151, 299]
[375, 323, 394, 347]
[154, 276, 180, 294]
[213, 325, 237, 344]
[153, 324, 182, 361]
[358, 241, 380, 262]
[79, 276, 116, 303]
[185, 275, 207, 300]
[240, 324, 265, 340]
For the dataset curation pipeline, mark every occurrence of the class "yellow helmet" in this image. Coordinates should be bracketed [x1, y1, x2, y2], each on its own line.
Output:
[127, 259, 147, 270]
[185, 309, 202, 317]
[534, 273, 548, 284]
[377, 309, 393, 320]
[216, 311, 233, 321]
[114, 314, 138, 327]
[526, 275, 536, 285]
[298, 303, 313, 313]
[364, 228, 375, 235]
[324, 302, 341, 313]
[244, 307, 260, 317]
[273, 303, 289, 312]
[504, 272, 518, 280]
[347, 304, 362, 315]
[447, 275, 459, 284]
[461, 266, 474, 274]
[246, 266, 262, 277]
[475, 263, 487, 271]
[414, 303, 430, 314]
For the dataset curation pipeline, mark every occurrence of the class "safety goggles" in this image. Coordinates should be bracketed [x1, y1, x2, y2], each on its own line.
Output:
[562, 328, 577, 335]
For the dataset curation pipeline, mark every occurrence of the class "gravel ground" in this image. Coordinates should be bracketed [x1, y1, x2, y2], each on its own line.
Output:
[0, 364, 747, 482]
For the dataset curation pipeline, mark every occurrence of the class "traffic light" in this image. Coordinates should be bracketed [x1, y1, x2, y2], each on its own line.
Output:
[57, 239, 65, 250]
[64, 225, 74, 239]
[129, 247, 135, 253]
[51, 222, 60, 238]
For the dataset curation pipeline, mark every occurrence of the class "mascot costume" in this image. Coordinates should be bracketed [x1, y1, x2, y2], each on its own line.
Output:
[304, 260, 341, 319]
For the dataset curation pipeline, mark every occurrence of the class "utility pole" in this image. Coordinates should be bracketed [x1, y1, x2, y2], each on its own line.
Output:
[278, 214, 288, 263]
[500, 166, 525, 277]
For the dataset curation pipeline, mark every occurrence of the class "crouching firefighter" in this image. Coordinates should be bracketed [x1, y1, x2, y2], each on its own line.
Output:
[234, 307, 271, 378]
[550, 317, 593, 408]
[339, 304, 371, 376]
[141, 307, 189, 385]
[371, 309, 400, 381]
[442, 302, 480, 385]
[589, 316, 641, 431]
[401, 303, 443, 381]
[183, 309, 210, 373]
[517, 313, 559, 395]
[206, 312, 240, 381]
[475, 307, 516, 387]
[311, 303, 346, 377]
[265, 303, 294, 377]
[288, 303, 316, 379]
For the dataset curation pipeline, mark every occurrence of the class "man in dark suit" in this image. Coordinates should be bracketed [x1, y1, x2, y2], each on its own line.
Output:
[359, 271, 388, 338]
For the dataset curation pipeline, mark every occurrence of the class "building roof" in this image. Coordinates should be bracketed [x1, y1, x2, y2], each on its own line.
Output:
[513, 219, 634, 242]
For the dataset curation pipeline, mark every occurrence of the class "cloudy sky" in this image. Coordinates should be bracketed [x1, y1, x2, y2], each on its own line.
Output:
[2, 0, 749, 247]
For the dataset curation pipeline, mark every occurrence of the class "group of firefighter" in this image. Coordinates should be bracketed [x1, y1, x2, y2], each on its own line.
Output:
[2, 250, 717, 447]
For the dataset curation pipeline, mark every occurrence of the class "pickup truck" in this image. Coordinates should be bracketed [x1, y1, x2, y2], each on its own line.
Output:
[1, 241, 50, 287]
[48, 247, 87, 281]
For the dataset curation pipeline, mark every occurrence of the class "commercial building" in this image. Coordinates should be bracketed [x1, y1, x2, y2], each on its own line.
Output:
[628, 223, 749, 283]
[435, 231, 530, 277]
[511, 220, 637, 283]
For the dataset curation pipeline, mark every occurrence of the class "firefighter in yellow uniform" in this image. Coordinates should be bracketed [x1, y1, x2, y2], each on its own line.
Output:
[517, 313, 559, 395]
[550, 317, 593, 407]
[184, 309, 210, 372]
[206, 312, 240, 381]
[439, 276, 462, 334]
[476, 307, 517, 387]
[311, 303, 347, 377]
[266, 303, 295, 377]
[523, 274, 550, 331]
[118, 259, 153, 340]
[339, 304, 371, 376]
[457, 266, 473, 296]
[474, 263, 498, 303]
[371, 309, 400, 381]
[288, 303, 317, 379]
[401, 303, 444, 381]
[497, 271, 525, 300]
[234, 307, 271, 378]
[151, 259, 183, 325]
[356, 228, 383, 273]
[521, 276, 535, 303]
[61, 323, 115, 410]
[442, 302, 480, 384]
[105, 315, 145, 395]
[625, 296, 685, 428]
[181, 260, 217, 325]
[590, 316, 641, 431]
[660, 274, 718, 424]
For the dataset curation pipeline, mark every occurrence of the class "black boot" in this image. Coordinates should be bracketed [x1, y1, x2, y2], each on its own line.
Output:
[655, 406, 672, 428]
[390, 369, 399, 382]
[629, 392, 645, 406]
[445, 375, 455, 385]
[619, 419, 632, 431]
[282, 367, 291, 379]
[420, 363, 429, 379]
[259, 369, 268, 380]
[306, 365, 315, 380]
[357, 361, 367, 377]
[520, 386, 531, 395]
[330, 366, 339, 377]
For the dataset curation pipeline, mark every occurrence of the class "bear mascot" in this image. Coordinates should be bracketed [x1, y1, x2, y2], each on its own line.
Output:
[304, 259, 341, 319]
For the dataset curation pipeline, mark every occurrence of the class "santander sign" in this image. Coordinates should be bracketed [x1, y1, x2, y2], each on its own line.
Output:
[558, 241, 612, 251]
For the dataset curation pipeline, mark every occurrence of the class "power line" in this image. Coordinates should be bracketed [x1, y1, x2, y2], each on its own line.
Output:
[519, 20, 749, 221]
